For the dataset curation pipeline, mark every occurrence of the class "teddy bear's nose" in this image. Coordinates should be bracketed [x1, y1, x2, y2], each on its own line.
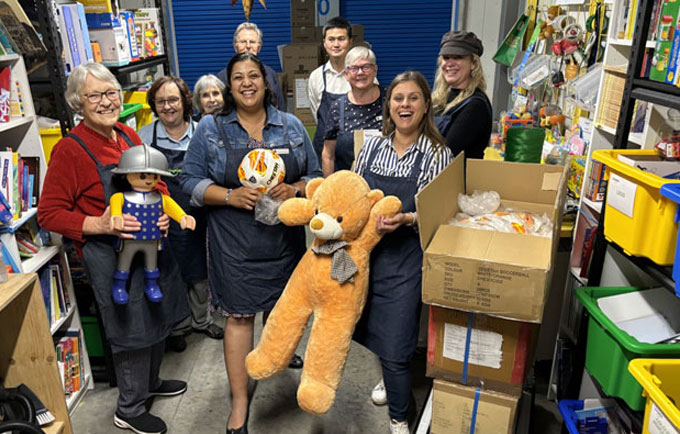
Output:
[310, 218, 324, 230]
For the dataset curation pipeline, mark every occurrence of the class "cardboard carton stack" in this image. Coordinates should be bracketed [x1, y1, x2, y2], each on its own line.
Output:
[415, 155, 567, 433]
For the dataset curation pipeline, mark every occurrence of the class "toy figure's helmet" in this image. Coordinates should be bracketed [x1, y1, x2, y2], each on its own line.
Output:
[112, 144, 174, 177]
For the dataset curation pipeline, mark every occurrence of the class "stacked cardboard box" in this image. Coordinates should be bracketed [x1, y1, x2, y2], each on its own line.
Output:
[416, 155, 568, 433]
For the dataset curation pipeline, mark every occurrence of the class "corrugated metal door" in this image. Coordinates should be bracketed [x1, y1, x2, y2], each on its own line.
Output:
[172, 0, 451, 88]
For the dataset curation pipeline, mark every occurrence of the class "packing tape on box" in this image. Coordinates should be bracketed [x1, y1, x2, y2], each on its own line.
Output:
[469, 388, 481, 434]
[462, 312, 474, 385]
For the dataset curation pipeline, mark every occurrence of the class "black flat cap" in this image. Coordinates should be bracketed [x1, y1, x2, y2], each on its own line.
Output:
[439, 31, 484, 57]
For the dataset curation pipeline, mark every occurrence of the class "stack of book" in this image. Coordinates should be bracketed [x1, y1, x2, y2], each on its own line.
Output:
[56, 328, 84, 396]
[39, 261, 71, 329]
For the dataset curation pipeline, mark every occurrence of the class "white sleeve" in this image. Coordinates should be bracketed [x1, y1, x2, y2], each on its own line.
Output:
[308, 68, 322, 123]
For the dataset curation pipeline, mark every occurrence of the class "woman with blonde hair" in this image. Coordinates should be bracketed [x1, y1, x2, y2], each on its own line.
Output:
[432, 31, 492, 159]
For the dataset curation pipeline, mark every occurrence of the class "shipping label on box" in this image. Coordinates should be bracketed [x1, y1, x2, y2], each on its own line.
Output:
[293, 75, 315, 125]
[426, 306, 537, 395]
[431, 380, 518, 434]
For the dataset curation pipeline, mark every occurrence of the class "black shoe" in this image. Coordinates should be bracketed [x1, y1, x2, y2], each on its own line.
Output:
[288, 353, 303, 369]
[194, 323, 224, 339]
[226, 411, 248, 434]
[114, 412, 167, 434]
[149, 380, 187, 397]
[165, 335, 187, 353]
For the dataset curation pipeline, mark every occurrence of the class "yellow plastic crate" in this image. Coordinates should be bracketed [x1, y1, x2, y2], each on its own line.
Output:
[39, 128, 62, 165]
[592, 150, 680, 265]
[629, 359, 680, 434]
[124, 90, 153, 130]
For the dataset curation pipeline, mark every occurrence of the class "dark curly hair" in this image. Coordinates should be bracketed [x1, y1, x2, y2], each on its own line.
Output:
[147, 75, 193, 121]
[221, 53, 274, 114]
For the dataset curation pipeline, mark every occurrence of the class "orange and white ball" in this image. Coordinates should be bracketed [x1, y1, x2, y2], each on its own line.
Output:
[237, 149, 286, 193]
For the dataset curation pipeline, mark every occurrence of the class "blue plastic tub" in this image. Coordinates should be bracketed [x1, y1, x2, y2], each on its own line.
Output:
[659, 183, 680, 297]
[559, 400, 583, 434]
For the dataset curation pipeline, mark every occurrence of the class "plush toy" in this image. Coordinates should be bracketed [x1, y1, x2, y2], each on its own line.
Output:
[245, 170, 402, 415]
[109, 145, 196, 305]
[539, 5, 562, 40]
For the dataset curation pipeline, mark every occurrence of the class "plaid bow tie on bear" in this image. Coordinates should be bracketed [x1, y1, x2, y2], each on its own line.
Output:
[311, 240, 359, 284]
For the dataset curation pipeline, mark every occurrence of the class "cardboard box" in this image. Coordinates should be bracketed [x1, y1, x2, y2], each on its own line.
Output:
[133, 8, 165, 57]
[416, 155, 567, 323]
[79, 0, 121, 28]
[119, 10, 140, 60]
[290, 0, 315, 27]
[88, 26, 131, 66]
[431, 379, 518, 434]
[427, 306, 537, 394]
[291, 25, 320, 43]
[292, 73, 315, 126]
[281, 44, 322, 88]
[351, 24, 364, 43]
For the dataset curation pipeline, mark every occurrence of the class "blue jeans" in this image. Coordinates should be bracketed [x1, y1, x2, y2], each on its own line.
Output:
[381, 358, 411, 421]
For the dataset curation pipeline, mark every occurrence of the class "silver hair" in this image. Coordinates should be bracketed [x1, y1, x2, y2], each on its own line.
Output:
[344, 46, 376, 69]
[65, 63, 121, 113]
[233, 22, 263, 45]
[192, 74, 226, 112]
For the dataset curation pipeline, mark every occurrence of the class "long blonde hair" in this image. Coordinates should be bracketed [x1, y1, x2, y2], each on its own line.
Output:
[432, 54, 487, 115]
[382, 71, 446, 151]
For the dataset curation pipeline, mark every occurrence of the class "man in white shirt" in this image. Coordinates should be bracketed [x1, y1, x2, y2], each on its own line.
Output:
[307, 17, 353, 161]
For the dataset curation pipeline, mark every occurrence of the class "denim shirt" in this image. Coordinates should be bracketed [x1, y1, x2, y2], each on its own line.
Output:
[181, 105, 322, 207]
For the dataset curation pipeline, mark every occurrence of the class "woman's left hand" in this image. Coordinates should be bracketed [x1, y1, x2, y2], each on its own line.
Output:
[376, 213, 412, 234]
[269, 183, 297, 201]
[157, 213, 170, 236]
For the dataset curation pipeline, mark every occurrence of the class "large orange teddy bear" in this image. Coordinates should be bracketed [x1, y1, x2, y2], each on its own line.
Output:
[245, 170, 402, 415]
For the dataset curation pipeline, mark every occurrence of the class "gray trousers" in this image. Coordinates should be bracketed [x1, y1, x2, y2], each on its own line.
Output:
[117, 240, 159, 271]
[171, 279, 213, 334]
[112, 340, 164, 417]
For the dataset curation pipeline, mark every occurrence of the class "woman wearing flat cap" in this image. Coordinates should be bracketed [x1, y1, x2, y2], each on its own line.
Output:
[432, 30, 492, 159]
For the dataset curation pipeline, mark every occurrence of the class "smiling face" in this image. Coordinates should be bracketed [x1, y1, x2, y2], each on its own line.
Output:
[344, 57, 377, 91]
[323, 28, 351, 63]
[230, 59, 265, 112]
[234, 29, 262, 56]
[80, 74, 121, 135]
[441, 54, 474, 89]
[389, 80, 427, 136]
[154, 81, 184, 128]
[200, 85, 224, 115]
[126, 172, 160, 192]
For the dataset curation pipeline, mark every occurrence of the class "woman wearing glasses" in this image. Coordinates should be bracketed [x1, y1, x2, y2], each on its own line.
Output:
[38, 63, 189, 434]
[138, 76, 224, 351]
[321, 46, 384, 177]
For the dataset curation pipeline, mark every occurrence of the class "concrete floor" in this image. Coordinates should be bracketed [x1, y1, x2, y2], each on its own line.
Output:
[70, 317, 564, 434]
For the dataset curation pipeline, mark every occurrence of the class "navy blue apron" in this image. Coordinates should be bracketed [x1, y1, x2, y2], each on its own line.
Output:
[208, 114, 306, 314]
[353, 142, 425, 362]
[312, 64, 345, 163]
[334, 87, 384, 173]
[68, 127, 189, 353]
[435, 93, 492, 136]
[149, 121, 207, 284]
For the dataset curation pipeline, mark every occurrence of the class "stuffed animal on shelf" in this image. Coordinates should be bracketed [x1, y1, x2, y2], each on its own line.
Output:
[245, 170, 402, 415]
[109, 145, 196, 305]
[539, 5, 562, 40]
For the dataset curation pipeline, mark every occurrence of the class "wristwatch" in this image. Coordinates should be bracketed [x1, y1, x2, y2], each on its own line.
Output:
[294, 187, 303, 198]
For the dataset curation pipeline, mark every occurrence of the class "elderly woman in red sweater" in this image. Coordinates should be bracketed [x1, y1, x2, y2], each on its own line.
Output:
[38, 62, 189, 434]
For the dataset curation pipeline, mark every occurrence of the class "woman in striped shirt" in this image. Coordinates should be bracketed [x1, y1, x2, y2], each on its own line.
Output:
[353, 71, 453, 434]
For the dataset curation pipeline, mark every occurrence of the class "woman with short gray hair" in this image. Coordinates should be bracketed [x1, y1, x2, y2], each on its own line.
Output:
[193, 74, 225, 118]
[38, 63, 189, 434]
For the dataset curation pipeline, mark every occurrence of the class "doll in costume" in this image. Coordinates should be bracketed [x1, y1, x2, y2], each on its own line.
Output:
[109, 144, 196, 305]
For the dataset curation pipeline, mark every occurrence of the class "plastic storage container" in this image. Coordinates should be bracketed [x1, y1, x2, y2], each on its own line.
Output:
[123, 91, 153, 130]
[119, 103, 142, 131]
[629, 359, 680, 434]
[39, 127, 62, 164]
[558, 400, 584, 434]
[81, 316, 104, 358]
[567, 64, 603, 112]
[575, 286, 680, 411]
[659, 183, 680, 297]
[592, 149, 680, 265]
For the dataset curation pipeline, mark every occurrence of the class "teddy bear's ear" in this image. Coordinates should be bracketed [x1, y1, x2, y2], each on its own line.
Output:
[305, 177, 325, 199]
[366, 189, 384, 206]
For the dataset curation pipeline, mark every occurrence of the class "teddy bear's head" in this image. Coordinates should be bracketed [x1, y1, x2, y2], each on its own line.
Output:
[279, 170, 383, 242]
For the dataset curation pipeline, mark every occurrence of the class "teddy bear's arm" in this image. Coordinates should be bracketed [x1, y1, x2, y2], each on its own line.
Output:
[355, 195, 402, 251]
[278, 198, 315, 226]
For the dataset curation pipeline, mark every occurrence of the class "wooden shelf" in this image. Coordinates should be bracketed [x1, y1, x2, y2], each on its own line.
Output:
[43, 421, 65, 434]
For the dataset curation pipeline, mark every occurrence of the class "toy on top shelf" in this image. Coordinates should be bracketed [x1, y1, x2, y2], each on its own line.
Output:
[109, 145, 196, 305]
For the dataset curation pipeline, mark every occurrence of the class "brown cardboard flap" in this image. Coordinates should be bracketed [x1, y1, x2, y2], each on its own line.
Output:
[416, 153, 464, 250]
[542, 172, 562, 191]
[466, 160, 565, 205]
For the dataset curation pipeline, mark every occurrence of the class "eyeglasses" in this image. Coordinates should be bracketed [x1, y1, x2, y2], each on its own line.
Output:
[236, 39, 260, 46]
[346, 64, 375, 74]
[83, 89, 120, 104]
[154, 97, 181, 107]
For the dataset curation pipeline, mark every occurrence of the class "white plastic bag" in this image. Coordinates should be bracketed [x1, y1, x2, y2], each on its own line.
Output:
[254, 194, 282, 225]
[457, 190, 502, 216]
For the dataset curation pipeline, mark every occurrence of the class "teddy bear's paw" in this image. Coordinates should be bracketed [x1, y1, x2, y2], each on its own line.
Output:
[245, 349, 281, 380]
[373, 196, 402, 218]
[297, 377, 336, 415]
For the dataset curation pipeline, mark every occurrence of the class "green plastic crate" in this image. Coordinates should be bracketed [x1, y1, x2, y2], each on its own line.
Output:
[81, 316, 104, 358]
[119, 103, 142, 131]
[575, 287, 680, 411]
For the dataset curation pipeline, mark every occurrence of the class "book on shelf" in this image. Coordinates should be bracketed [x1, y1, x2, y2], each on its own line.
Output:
[0, 65, 9, 122]
[0, 153, 40, 222]
[10, 79, 25, 117]
[55, 328, 84, 396]
[625, 0, 639, 40]
[0, 19, 16, 54]
[38, 259, 71, 327]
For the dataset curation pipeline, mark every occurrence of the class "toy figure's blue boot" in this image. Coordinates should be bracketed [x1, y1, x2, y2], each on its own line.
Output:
[112, 269, 130, 305]
[144, 268, 163, 302]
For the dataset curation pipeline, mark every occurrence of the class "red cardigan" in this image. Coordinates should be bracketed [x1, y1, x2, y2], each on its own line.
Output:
[38, 122, 168, 249]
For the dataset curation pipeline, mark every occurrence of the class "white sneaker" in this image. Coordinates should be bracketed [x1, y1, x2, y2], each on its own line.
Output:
[389, 419, 409, 434]
[371, 379, 387, 405]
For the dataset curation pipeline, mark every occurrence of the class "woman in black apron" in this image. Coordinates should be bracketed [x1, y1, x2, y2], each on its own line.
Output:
[321, 46, 384, 177]
[432, 31, 492, 159]
[38, 63, 189, 434]
[181, 53, 322, 434]
[353, 71, 453, 434]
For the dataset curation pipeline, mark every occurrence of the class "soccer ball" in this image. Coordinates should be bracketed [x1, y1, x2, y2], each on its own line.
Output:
[237, 149, 286, 193]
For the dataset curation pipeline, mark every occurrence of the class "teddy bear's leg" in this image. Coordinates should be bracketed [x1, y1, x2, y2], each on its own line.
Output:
[297, 299, 363, 415]
[246, 270, 313, 379]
